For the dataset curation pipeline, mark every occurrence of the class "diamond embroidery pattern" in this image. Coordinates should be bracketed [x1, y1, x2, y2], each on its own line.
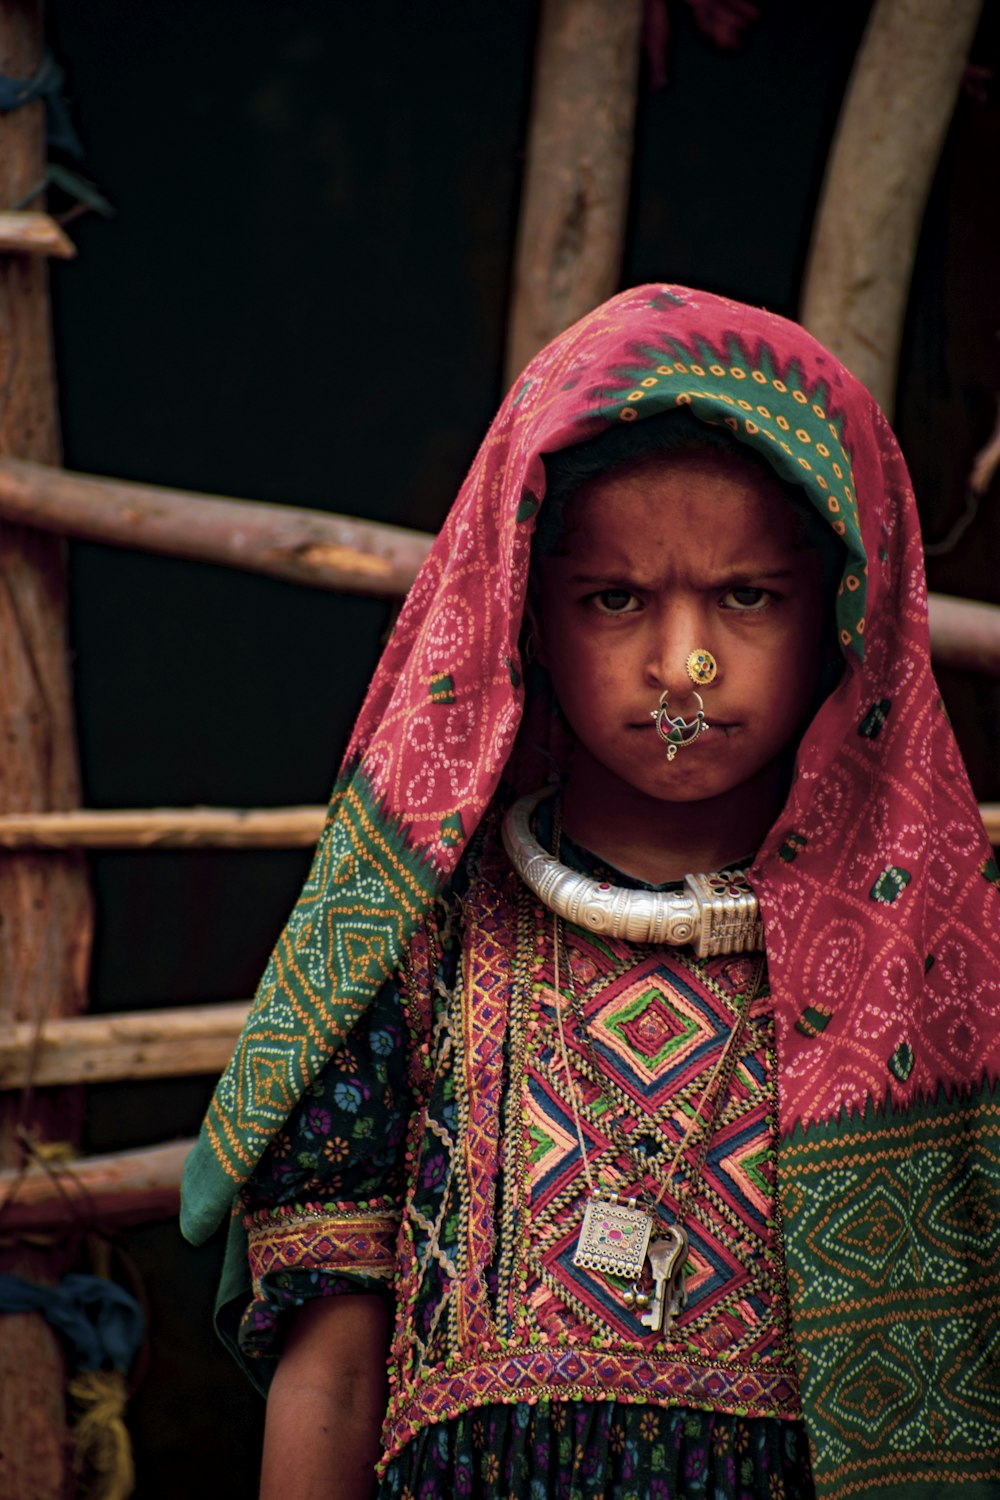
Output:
[587, 956, 740, 1099]
[615, 988, 693, 1065]
[511, 913, 798, 1371]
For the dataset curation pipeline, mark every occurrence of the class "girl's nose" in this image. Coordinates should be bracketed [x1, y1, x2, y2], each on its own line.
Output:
[644, 610, 717, 698]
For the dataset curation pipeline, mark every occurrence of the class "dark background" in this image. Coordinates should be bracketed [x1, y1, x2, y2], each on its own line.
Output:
[37, 1, 1000, 1492]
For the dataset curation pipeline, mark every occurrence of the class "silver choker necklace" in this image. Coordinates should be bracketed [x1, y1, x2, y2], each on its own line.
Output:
[501, 787, 764, 959]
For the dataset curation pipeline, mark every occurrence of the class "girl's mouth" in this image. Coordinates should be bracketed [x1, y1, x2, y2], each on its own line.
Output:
[632, 719, 735, 732]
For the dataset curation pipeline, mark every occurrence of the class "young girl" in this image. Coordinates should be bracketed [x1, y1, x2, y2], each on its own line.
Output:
[181, 286, 1000, 1500]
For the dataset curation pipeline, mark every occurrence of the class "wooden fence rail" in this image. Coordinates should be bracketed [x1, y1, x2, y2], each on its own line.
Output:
[0, 803, 994, 849]
[926, 594, 1000, 677]
[0, 1001, 251, 1089]
[0, 458, 999, 674]
[0, 456, 432, 598]
[0, 803, 995, 850]
[0, 1140, 190, 1233]
[0, 806, 325, 849]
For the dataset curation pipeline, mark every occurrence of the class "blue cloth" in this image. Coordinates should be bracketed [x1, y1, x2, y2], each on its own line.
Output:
[0, 1272, 144, 1372]
[0, 51, 82, 156]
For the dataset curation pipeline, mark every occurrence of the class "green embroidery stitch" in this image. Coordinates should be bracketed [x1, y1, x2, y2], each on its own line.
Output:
[439, 813, 463, 847]
[588, 332, 867, 658]
[795, 1004, 832, 1038]
[778, 832, 808, 863]
[779, 1082, 1000, 1498]
[870, 867, 912, 905]
[858, 699, 892, 739]
[888, 1042, 914, 1083]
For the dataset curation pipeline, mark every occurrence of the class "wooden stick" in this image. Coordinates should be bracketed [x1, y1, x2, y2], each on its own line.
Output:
[970, 399, 1000, 497]
[0, 459, 998, 681]
[0, 211, 75, 259]
[0, 806, 326, 849]
[0, 456, 433, 598]
[0, 797, 994, 851]
[0, 1140, 190, 1233]
[0, 1002, 251, 1090]
[505, 0, 644, 384]
[0, 5, 94, 1483]
[927, 593, 1000, 677]
[800, 0, 983, 417]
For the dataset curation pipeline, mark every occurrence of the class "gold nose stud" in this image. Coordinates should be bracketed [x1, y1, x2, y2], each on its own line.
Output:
[686, 649, 717, 686]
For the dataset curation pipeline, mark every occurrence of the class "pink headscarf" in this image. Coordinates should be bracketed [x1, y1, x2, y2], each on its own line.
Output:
[184, 281, 997, 1226]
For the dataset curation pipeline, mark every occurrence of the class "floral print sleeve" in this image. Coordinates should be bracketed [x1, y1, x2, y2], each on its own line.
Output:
[235, 974, 416, 1366]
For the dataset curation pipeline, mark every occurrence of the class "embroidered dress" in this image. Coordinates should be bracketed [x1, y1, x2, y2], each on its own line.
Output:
[184, 287, 1000, 1497]
[232, 825, 813, 1498]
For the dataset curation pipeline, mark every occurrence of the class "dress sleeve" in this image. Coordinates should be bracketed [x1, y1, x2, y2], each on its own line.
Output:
[231, 972, 420, 1378]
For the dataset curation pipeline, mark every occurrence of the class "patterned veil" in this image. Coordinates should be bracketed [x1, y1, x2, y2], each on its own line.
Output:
[182, 286, 999, 1495]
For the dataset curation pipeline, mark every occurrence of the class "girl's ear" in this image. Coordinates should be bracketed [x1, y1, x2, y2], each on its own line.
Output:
[521, 597, 548, 669]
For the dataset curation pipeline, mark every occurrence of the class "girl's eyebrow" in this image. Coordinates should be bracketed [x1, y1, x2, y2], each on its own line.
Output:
[568, 571, 642, 585]
[567, 566, 798, 586]
[712, 566, 797, 583]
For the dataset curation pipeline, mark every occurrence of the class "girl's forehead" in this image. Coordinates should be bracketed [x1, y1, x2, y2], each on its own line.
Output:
[559, 449, 808, 554]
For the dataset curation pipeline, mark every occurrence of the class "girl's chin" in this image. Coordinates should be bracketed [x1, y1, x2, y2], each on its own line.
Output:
[604, 769, 747, 807]
[598, 754, 778, 809]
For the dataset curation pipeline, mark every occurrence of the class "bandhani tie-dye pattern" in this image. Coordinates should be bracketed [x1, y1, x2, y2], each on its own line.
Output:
[183, 286, 1000, 1496]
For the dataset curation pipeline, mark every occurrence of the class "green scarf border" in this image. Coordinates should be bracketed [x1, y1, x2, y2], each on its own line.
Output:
[181, 761, 440, 1244]
[779, 1077, 1000, 1497]
[589, 326, 869, 660]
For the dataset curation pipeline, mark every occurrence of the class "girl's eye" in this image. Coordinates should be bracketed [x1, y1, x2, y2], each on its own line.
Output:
[591, 589, 641, 615]
[721, 586, 769, 611]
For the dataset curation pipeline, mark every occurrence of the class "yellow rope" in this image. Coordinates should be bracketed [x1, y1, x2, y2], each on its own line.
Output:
[68, 1369, 135, 1500]
[30, 1139, 78, 1165]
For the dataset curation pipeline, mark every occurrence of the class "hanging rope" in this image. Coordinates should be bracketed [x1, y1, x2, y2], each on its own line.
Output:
[0, 1270, 144, 1499]
[68, 1369, 135, 1500]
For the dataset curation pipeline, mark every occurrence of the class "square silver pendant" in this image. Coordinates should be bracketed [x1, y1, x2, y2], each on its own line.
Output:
[573, 1195, 653, 1280]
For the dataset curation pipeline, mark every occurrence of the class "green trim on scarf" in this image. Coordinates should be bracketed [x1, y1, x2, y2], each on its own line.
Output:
[181, 764, 438, 1243]
[588, 325, 868, 658]
[779, 1080, 1000, 1498]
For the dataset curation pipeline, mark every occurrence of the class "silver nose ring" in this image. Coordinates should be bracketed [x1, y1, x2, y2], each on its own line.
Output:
[650, 690, 709, 762]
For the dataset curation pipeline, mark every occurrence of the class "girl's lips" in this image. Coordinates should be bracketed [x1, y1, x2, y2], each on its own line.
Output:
[632, 719, 735, 730]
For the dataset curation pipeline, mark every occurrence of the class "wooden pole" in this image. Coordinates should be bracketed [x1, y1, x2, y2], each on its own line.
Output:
[505, 0, 644, 384]
[0, 1002, 252, 1089]
[0, 798, 994, 850]
[800, 0, 983, 417]
[0, 805, 326, 849]
[0, 7, 94, 1495]
[0, 1141, 191, 1234]
[0, 455, 433, 598]
[0, 211, 75, 258]
[0, 463, 997, 681]
[927, 593, 1000, 677]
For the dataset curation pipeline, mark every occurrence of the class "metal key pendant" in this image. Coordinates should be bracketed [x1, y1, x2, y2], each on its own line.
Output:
[662, 1274, 687, 1336]
[640, 1227, 688, 1334]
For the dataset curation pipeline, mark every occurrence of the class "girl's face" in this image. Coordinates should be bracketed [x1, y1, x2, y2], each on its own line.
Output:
[536, 449, 829, 815]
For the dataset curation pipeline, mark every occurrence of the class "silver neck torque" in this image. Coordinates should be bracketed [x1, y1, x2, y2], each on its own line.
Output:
[500, 788, 763, 960]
